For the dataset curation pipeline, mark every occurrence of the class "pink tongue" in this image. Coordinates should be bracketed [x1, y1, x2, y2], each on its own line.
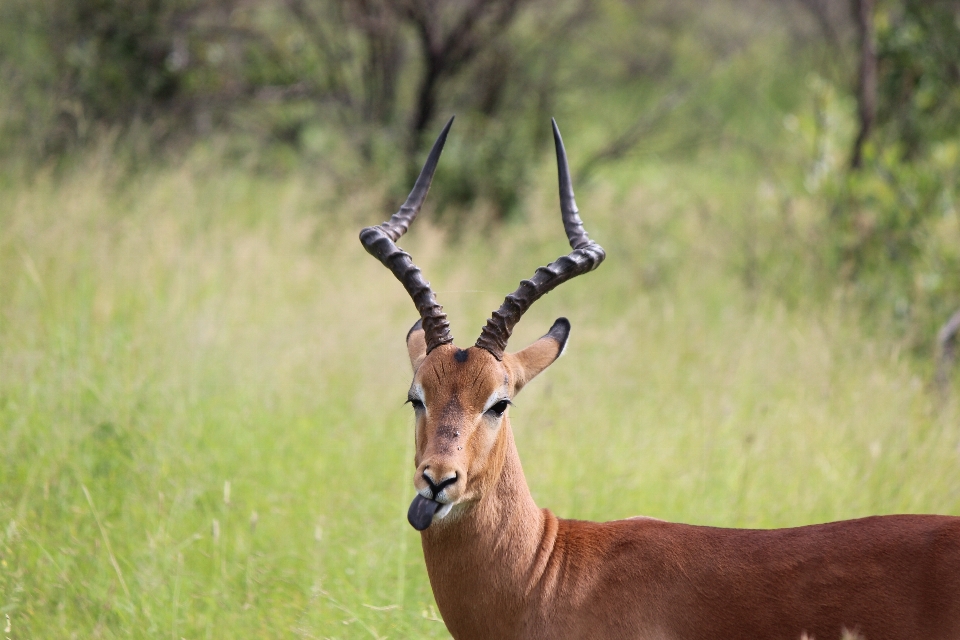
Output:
[408, 494, 440, 530]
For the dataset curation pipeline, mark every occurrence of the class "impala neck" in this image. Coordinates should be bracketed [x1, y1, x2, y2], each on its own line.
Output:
[420, 420, 552, 636]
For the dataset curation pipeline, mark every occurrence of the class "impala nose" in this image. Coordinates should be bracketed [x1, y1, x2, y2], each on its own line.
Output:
[422, 469, 458, 500]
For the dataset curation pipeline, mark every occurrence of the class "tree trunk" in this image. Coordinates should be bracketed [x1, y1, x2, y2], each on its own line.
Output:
[850, 0, 877, 170]
[935, 308, 960, 392]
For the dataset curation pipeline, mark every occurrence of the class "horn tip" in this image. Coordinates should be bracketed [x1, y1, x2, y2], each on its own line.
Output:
[429, 116, 455, 158]
[551, 118, 561, 136]
[441, 115, 455, 135]
[552, 119, 567, 157]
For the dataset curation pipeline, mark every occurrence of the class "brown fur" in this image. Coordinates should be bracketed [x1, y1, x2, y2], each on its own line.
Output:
[405, 326, 960, 640]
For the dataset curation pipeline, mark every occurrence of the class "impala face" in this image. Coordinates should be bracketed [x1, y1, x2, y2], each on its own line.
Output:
[404, 320, 570, 530]
[359, 116, 604, 532]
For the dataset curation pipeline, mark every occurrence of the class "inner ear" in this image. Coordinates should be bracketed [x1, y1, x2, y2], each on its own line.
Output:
[504, 318, 570, 394]
[407, 319, 427, 371]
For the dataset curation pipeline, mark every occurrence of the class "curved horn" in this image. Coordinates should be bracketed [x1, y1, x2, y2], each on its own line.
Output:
[360, 117, 455, 353]
[475, 119, 605, 360]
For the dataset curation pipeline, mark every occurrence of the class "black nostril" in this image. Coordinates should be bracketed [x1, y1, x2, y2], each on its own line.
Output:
[422, 472, 458, 497]
[436, 474, 458, 491]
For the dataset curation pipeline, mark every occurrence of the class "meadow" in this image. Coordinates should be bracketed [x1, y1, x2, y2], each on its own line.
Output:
[2, 134, 960, 639]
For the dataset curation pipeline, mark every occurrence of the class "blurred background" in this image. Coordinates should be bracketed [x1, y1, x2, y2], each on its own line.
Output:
[1, 0, 960, 637]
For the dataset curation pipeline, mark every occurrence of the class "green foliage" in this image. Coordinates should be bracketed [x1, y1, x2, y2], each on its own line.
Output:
[60, 0, 187, 121]
[0, 0, 570, 214]
[834, 143, 959, 343]
[813, 1, 960, 343]
[875, 0, 960, 159]
[0, 0, 820, 218]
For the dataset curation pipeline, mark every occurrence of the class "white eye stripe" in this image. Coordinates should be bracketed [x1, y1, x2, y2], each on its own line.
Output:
[409, 383, 425, 404]
[483, 390, 509, 413]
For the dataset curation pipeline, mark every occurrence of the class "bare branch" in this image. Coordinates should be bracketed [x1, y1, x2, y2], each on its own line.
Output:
[575, 87, 691, 184]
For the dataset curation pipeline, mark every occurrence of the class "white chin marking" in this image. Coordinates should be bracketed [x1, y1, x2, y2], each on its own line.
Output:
[433, 502, 455, 521]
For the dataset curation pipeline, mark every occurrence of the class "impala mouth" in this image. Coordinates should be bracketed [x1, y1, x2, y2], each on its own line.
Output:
[408, 494, 441, 530]
[408, 494, 456, 530]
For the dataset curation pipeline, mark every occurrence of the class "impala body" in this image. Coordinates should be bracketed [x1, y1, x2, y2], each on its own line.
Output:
[360, 118, 960, 640]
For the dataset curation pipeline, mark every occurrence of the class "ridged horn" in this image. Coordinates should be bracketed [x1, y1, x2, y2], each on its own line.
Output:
[475, 119, 605, 360]
[360, 117, 455, 353]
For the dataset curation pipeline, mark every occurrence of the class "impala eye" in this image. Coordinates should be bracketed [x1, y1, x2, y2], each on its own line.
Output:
[408, 397, 425, 411]
[487, 399, 511, 418]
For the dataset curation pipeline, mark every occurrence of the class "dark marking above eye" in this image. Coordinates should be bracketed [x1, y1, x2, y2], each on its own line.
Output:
[454, 349, 469, 363]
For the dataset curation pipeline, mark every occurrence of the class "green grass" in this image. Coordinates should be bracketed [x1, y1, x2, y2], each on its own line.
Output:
[2, 149, 959, 639]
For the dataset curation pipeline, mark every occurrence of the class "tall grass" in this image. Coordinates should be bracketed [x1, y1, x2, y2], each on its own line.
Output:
[2, 145, 959, 638]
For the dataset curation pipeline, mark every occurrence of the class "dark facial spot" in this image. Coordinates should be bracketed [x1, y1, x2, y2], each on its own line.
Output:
[437, 423, 458, 440]
[454, 349, 469, 363]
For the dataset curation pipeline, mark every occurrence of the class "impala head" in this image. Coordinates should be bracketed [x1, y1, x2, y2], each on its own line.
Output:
[360, 116, 605, 531]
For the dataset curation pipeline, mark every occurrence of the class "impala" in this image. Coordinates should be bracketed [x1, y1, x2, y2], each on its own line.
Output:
[359, 117, 960, 640]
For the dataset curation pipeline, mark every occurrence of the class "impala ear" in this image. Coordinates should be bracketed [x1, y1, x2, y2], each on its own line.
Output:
[505, 318, 570, 394]
[406, 319, 428, 371]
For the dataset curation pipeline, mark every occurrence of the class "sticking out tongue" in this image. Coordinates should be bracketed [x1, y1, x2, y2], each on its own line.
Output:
[408, 494, 440, 530]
